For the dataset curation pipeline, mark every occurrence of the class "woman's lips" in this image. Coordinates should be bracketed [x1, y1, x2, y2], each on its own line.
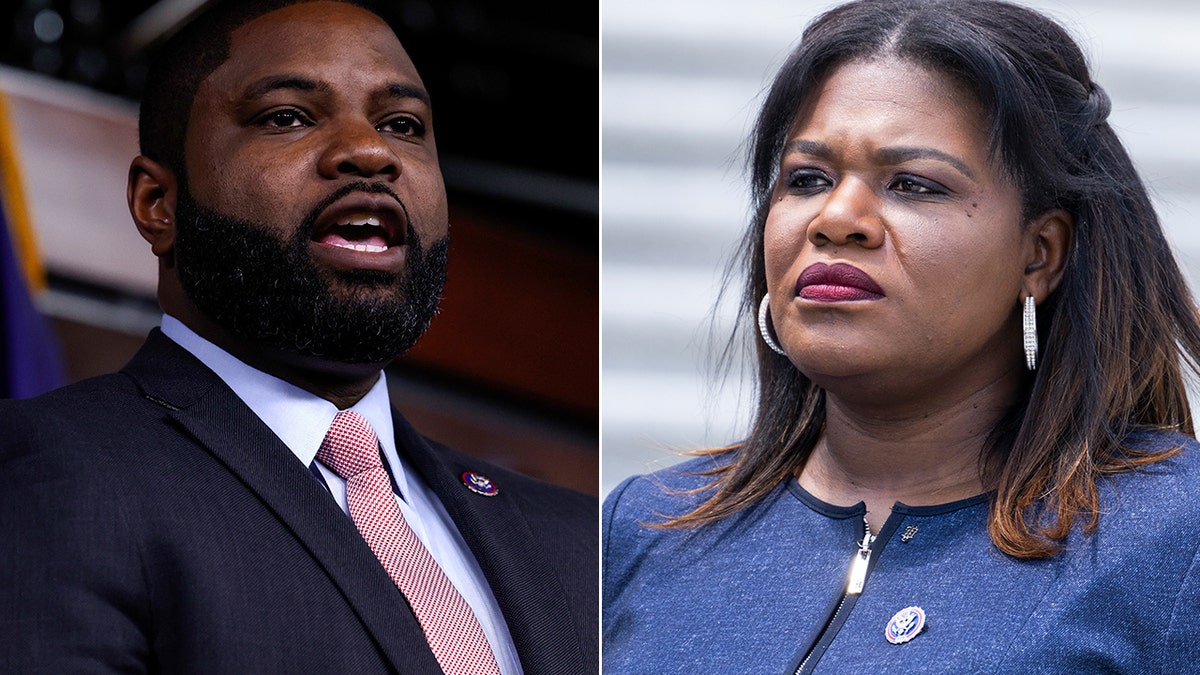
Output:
[795, 262, 885, 302]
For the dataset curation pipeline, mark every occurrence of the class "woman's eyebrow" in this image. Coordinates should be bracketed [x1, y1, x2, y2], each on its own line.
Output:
[782, 139, 833, 159]
[875, 146, 976, 180]
[782, 140, 976, 181]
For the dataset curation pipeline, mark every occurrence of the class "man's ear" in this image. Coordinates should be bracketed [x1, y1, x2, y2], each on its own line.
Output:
[127, 155, 178, 262]
[1022, 208, 1074, 302]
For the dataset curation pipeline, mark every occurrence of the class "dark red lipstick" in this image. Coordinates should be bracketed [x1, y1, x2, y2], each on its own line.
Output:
[795, 262, 885, 302]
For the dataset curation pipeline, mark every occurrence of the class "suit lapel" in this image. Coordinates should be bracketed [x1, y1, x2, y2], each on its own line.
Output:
[392, 409, 585, 674]
[122, 332, 442, 675]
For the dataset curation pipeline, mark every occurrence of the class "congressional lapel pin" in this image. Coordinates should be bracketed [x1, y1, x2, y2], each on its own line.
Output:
[885, 606, 926, 645]
[461, 471, 499, 496]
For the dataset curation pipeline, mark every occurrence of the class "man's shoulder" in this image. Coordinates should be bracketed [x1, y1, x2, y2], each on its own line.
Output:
[415, 430, 596, 515]
[0, 371, 187, 499]
[0, 328, 208, 432]
[0, 372, 148, 435]
[412, 427, 598, 616]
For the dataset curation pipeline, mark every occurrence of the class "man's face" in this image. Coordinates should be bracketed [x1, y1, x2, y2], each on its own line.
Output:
[175, 1, 449, 364]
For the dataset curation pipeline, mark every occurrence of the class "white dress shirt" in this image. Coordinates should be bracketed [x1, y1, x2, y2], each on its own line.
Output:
[161, 315, 522, 674]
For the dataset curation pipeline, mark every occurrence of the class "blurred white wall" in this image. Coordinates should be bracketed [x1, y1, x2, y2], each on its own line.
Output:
[1, 66, 148, 296]
[1, 65, 160, 338]
[601, 0, 1200, 495]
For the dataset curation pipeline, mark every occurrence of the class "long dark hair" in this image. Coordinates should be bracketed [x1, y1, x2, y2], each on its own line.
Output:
[662, 0, 1200, 559]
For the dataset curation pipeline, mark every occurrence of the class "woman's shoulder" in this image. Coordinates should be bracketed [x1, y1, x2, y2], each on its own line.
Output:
[1121, 427, 1200, 477]
[600, 453, 739, 564]
[1103, 428, 1200, 517]
[602, 453, 728, 525]
[1126, 427, 1200, 453]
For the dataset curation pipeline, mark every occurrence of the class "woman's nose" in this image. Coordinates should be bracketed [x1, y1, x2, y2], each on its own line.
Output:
[806, 178, 885, 248]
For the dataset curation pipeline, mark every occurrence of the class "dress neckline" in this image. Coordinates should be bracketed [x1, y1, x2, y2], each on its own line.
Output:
[784, 477, 989, 520]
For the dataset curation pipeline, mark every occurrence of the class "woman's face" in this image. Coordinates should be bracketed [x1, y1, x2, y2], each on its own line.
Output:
[763, 57, 1031, 402]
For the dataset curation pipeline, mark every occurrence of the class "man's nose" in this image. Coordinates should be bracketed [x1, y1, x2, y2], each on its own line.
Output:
[316, 118, 401, 180]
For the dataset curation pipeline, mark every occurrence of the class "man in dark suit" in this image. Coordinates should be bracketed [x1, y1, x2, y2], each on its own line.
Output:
[0, 1, 597, 673]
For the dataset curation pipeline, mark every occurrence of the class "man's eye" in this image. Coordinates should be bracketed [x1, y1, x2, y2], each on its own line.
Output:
[260, 109, 309, 128]
[378, 116, 425, 137]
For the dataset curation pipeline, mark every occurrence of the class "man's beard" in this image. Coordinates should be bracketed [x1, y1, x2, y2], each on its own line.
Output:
[172, 183, 448, 365]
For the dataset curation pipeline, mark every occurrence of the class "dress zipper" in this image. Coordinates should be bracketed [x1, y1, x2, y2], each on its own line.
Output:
[847, 517, 875, 595]
[792, 517, 876, 675]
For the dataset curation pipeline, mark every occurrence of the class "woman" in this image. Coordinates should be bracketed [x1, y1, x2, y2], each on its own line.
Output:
[602, 0, 1200, 672]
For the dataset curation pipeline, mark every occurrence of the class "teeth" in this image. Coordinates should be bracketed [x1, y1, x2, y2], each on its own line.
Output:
[337, 214, 382, 228]
[331, 241, 388, 253]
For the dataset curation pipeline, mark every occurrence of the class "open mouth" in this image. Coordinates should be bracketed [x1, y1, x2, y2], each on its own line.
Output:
[310, 194, 408, 254]
[317, 213, 394, 252]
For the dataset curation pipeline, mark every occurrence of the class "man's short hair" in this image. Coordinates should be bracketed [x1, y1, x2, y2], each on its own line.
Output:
[138, 0, 377, 180]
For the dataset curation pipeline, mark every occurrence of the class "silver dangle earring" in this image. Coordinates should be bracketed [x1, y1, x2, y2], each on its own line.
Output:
[758, 295, 788, 356]
[1023, 295, 1038, 371]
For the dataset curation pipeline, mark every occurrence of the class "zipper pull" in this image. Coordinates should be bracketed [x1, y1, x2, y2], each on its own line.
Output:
[846, 519, 874, 595]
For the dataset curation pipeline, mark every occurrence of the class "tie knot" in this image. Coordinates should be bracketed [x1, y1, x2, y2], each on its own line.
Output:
[316, 410, 382, 480]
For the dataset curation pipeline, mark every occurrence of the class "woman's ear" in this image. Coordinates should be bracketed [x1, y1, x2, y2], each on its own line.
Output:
[127, 155, 178, 262]
[1023, 208, 1074, 302]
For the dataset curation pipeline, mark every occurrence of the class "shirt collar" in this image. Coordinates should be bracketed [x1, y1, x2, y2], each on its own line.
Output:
[159, 315, 400, 471]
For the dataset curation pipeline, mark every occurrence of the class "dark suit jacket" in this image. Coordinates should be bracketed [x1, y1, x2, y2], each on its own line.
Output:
[0, 330, 598, 674]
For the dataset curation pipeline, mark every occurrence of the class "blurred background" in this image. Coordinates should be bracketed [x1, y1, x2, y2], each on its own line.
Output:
[602, 0, 1200, 495]
[0, 0, 598, 495]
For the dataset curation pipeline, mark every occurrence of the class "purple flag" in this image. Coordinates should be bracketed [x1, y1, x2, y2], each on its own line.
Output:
[0, 204, 67, 398]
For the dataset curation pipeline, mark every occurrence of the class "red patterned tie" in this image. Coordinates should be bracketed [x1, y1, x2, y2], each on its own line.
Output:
[317, 411, 501, 675]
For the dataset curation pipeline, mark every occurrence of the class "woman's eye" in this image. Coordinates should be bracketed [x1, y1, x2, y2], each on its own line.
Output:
[378, 116, 425, 137]
[787, 169, 831, 191]
[890, 175, 945, 195]
[260, 109, 309, 128]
